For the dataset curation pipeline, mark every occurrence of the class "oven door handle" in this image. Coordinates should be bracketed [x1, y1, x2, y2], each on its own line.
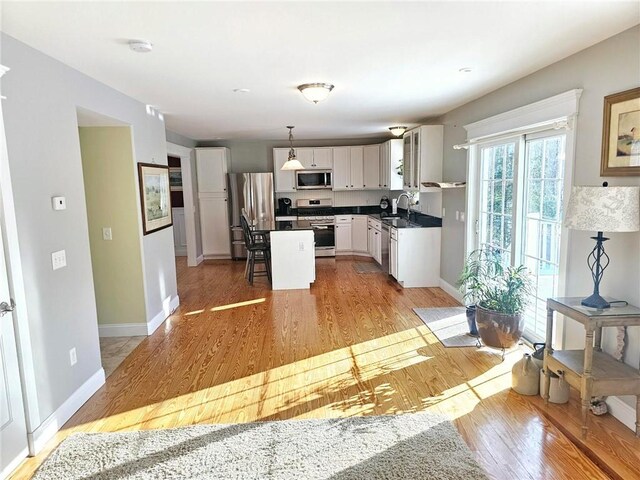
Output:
[311, 225, 331, 229]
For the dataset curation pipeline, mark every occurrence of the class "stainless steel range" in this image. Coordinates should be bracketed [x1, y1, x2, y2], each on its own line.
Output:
[296, 199, 335, 257]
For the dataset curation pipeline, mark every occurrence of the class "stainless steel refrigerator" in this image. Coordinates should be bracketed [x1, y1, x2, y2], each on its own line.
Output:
[228, 173, 275, 259]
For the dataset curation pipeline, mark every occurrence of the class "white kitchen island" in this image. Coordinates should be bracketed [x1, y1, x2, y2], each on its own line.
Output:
[253, 221, 315, 290]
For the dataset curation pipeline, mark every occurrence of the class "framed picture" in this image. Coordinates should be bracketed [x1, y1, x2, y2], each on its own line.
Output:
[137, 163, 173, 235]
[169, 167, 183, 191]
[601, 87, 640, 176]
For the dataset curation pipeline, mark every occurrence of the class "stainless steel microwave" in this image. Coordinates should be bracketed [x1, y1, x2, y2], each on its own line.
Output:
[295, 170, 332, 190]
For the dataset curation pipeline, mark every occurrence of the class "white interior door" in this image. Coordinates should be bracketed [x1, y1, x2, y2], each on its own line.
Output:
[0, 105, 28, 477]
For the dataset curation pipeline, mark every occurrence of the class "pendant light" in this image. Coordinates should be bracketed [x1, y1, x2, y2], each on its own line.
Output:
[281, 126, 304, 171]
[297, 83, 334, 104]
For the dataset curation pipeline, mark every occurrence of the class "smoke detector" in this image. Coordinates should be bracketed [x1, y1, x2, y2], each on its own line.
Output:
[128, 40, 153, 53]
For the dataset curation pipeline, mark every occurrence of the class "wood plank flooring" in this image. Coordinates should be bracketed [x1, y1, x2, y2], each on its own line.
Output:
[11, 257, 640, 479]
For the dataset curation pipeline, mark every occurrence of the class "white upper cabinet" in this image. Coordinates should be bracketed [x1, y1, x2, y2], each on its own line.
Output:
[402, 126, 443, 191]
[273, 148, 296, 193]
[296, 148, 315, 169]
[381, 139, 403, 190]
[297, 147, 333, 169]
[332, 147, 350, 191]
[196, 148, 230, 194]
[363, 144, 380, 189]
[349, 146, 364, 189]
[312, 148, 333, 168]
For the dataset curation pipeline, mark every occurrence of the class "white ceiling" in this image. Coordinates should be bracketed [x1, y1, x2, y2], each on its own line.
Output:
[2, 1, 638, 141]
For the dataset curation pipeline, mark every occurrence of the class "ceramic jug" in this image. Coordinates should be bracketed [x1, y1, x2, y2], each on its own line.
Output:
[512, 353, 540, 396]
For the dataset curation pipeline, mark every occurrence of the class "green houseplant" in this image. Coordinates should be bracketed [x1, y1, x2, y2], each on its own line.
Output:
[458, 249, 533, 349]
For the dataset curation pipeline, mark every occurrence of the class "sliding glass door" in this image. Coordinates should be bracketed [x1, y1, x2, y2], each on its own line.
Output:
[474, 131, 567, 341]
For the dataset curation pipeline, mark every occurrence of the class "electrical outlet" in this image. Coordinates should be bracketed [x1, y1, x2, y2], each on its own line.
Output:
[442, 208, 446, 218]
[69, 347, 77, 366]
[51, 249, 67, 270]
[299, 242, 305, 251]
[103, 227, 112, 241]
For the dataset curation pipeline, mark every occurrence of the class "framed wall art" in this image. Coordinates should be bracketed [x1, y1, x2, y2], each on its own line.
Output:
[169, 167, 183, 191]
[138, 163, 173, 235]
[600, 87, 640, 176]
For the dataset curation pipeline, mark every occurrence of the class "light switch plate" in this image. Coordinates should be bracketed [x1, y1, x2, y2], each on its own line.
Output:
[460, 212, 466, 222]
[52, 196, 66, 210]
[69, 347, 77, 366]
[103, 227, 112, 241]
[51, 249, 66, 270]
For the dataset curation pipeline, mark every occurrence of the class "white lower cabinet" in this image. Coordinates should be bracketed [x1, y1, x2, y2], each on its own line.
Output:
[335, 221, 352, 252]
[367, 218, 382, 264]
[391, 227, 441, 287]
[351, 216, 368, 253]
[199, 194, 231, 258]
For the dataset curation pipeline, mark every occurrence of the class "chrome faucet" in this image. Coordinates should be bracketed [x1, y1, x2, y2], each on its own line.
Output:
[396, 192, 412, 220]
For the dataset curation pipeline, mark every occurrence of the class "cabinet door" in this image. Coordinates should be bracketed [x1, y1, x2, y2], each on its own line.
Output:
[172, 208, 187, 255]
[312, 148, 333, 168]
[402, 134, 412, 189]
[351, 216, 368, 253]
[196, 148, 228, 193]
[379, 142, 389, 189]
[412, 129, 421, 189]
[199, 196, 231, 256]
[273, 148, 296, 192]
[390, 236, 398, 279]
[368, 225, 375, 255]
[363, 145, 380, 189]
[296, 148, 315, 169]
[349, 146, 364, 189]
[335, 223, 352, 252]
[389, 139, 404, 190]
[332, 147, 350, 191]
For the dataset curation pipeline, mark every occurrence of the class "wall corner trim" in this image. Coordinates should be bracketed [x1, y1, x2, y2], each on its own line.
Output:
[147, 295, 180, 335]
[193, 254, 204, 266]
[605, 396, 637, 432]
[439, 278, 464, 304]
[27, 368, 106, 455]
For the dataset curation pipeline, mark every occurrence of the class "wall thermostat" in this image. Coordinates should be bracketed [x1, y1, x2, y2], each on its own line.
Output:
[52, 196, 66, 210]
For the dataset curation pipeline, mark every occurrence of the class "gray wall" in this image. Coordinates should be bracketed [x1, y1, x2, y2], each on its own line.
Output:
[197, 137, 388, 173]
[437, 26, 640, 406]
[2, 34, 178, 424]
[166, 129, 197, 149]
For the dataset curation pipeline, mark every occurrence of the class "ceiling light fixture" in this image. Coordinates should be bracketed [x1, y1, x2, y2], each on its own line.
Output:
[297, 83, 334, 104]
[459, 67, 472, 73]
[281, 126, 304, 171]
[389, 126, 407, 137]
[128, 40, 153, 53]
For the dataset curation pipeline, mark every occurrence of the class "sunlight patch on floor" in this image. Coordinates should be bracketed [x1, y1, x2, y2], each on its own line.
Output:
[211, 298, 266, 312]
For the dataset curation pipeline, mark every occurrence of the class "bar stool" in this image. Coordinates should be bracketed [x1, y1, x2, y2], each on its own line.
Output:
[240, 214, 271, 285]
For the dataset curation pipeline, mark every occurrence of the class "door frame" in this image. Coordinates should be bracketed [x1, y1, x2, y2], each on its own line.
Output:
[166, 142, 201, 267]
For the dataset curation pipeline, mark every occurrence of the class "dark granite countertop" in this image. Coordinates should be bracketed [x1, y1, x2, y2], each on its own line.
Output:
[282, 206, 442, 228]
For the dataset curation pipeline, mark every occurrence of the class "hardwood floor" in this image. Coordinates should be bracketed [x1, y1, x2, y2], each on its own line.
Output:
[11, 257, 640, 479]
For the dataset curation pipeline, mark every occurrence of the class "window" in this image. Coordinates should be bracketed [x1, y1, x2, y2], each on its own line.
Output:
[474, 132, 567, 341]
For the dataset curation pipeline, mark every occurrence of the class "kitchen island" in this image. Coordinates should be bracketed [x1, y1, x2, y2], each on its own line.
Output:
[253, 220, 315, 291]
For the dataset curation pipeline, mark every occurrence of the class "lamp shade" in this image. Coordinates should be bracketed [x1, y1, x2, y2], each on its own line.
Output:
[564, 186, 640, 232]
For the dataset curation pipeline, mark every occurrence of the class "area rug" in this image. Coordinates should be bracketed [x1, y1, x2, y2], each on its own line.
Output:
[413, 307, 480, 348]
[33, 413, 487, 479]
[353, 262, 383, 274]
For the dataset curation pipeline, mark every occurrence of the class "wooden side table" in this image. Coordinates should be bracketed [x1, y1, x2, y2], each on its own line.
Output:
[544, 297, 640, 437]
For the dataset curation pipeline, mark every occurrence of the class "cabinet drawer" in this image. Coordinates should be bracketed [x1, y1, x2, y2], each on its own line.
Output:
[335, 215, 351, 224]
[390, 227, 398, 240]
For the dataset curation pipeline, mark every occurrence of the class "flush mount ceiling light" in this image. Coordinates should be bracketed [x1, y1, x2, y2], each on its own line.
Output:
[297, 83, 334, 104]
[281, 126, 304, 171]
[459, 67, 472, 73]
[389, 126, 407, 137]
[128, 40, 153, 53]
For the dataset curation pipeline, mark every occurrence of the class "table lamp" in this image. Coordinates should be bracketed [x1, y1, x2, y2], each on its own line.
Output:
[564, 183, 639, 309]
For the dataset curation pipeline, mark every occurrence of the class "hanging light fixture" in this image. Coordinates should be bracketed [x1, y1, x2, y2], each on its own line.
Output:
[297, 83, 334, 104]
[389, 126, 407, 137]
[281, 126, 304, 171]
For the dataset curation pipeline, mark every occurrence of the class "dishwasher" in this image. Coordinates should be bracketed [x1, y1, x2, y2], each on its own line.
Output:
[381, 223, 390, 274]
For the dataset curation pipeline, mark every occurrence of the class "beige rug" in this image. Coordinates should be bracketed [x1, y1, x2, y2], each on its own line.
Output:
[33, 413, 487, 479]
[413, 307, 480, 348]
[353, 262, 384, 274]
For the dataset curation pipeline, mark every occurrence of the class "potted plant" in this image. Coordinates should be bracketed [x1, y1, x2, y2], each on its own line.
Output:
[458, 249, 533, 349]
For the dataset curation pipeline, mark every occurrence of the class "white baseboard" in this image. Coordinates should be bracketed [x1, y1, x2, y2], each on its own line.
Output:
[606, 396, 637, 432]
[174, 247, 187, 257]
[439, 278, 464, 303]
[147, 295, 180, 335]
[99, 295, 180, 337]
[27, 368, 105, 455]
[99, 323, 148, 337]
[196, 254, 204, 265]
[1, 446, 29, 480]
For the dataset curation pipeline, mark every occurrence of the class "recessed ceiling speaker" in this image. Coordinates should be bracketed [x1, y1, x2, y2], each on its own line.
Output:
[128, 40, 153, 53]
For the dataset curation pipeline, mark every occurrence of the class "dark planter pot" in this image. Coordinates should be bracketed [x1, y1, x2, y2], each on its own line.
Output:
[465, 305, 478, 337]
[475, 305, 524, 349]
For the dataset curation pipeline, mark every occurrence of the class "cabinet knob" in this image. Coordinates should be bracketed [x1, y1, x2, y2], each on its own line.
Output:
[351, 185, 353, 187]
